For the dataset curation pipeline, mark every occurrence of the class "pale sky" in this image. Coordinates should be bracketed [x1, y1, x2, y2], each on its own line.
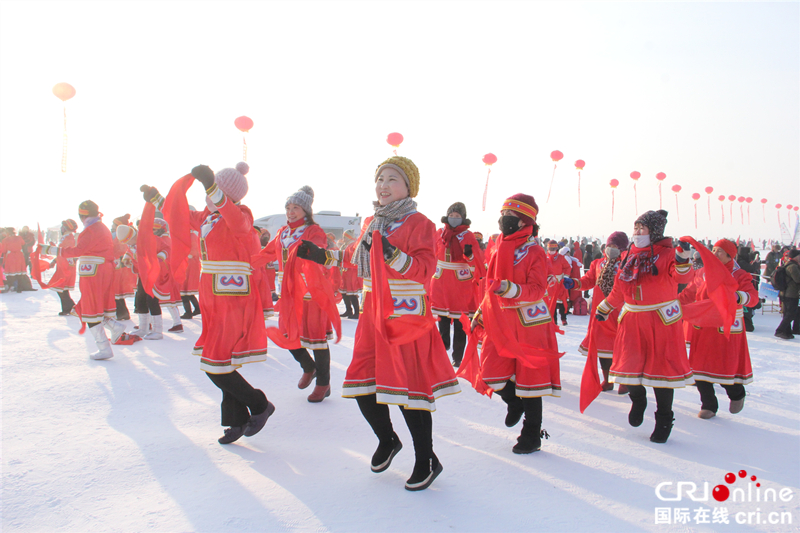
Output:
[1, 0, 798, 243]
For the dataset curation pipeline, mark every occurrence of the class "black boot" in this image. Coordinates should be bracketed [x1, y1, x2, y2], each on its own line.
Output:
[497, 380, 524, 427]
[513, 397, 545, 454]
[650, 411, 674, 443]
[340, 295, 353, 318]
[190, 296, 201, 316]
[628, 385, 647, 427]
[401, 407, 442, 491]
[58, 290, 75, 316]
[355, 394, 401, 472]
[350, 295, 360, 319]
[115, 298, 131, 320]
[181, 296, 194, 319]
[452, 317, 466, 367]
[437, 316, 451, 351]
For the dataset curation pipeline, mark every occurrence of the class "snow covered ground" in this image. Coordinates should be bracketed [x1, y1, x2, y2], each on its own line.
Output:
[2, 286, 799, 533]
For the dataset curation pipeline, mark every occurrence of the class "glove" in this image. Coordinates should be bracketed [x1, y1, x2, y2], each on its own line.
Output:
[140, 185, 159, 202]
[493, 280, 510, 295]
[297, 240, 327, 265]
[382, 235, 396, 261]
[463, 244, 473, 257]
[595, 309, 610, 322]
[675, 241, 691, 262]
[360, 238, 371, 252]
[191, 165, 215, 190]
[563, 277, 575, 290]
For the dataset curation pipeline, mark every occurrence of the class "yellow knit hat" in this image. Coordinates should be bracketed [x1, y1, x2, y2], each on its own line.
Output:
[375, 156, 420, 198]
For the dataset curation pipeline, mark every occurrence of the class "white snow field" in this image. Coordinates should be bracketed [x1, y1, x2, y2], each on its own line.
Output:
[2, 286, 799, 533]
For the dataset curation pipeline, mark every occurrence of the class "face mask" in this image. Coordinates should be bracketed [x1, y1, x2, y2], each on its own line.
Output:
[499, 215, 521, 236]
[447, 216, 462, 228]
[632, 234, 651, 248]
[605, 247, 621, 259]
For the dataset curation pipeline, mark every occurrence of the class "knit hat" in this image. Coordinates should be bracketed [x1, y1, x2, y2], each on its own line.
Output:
[635, 209, 668, 242]
[501, 193, 538, 226]
[153, 218, 168, 234]
[285, 185, 314, 214]
[441, 202, 471, 225]
[547, 241, 559, 250]
[112, 214, 131, 228]
[713, 239, 737, 260]
[62, 219, 78, 232]
[375, 156, 420, 198]
[116, 225, 137, 244]
[78, 200, 99, 218]
[215, 162, 250, 203]
[606, 231, 629, 249]
[473, 231, 483, 241]
[343, 230, 356, 241]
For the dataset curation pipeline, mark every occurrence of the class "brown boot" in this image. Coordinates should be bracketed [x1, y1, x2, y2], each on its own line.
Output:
[298, 370, 316, 389]
[308, 384, 331, 403]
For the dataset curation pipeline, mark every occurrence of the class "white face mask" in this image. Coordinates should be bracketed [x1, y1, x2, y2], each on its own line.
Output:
[632, 235, 651, 248]
[447, 216, 462, 228]
[605, 247, 621, 259]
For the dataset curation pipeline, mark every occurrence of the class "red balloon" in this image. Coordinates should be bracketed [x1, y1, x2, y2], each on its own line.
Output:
[609, 179, 619, 188]
[234, 116, 254, 133]
[794, 206, 799, 212]
[387, 132, 404, 147]
[575, 159, 585, 170]
[718, 195, 726, 201]
[761, 198, 768, 204]
[630, 171, 641, 180]
[482, 153, 497, 166]
[705, 186, 714, 194]
[52, 82, 76, 102]
[788, 204, 794, 210]
[728, 195, 736, 201]
[746, 197, 753, 203]
[775, 203, 782, 209]
[692, 193, 701, 200]
[656, 172, 666, 181]
[550, 150, 563, 162]
[737, 196, 745, 203]
[671, 184, 681, 193]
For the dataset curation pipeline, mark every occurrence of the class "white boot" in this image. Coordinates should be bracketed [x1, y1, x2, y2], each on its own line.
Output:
[131, 313, 151, 338]
[145, 314, 163, 340]
[89, 324, 114, 360]
[103, 316, 126, 343]
[167, 306, 183, 332]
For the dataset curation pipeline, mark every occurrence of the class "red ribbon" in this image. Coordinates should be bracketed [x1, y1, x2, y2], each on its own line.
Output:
[137, 201, 159, 297]
[162, 174, 195, 287]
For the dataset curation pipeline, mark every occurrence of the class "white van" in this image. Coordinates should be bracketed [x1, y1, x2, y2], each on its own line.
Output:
[253, 211, 362, 242]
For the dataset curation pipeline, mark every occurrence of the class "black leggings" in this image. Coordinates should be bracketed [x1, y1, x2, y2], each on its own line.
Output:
[629, 385, 674, 415]
[696, 380, 745, 413]
[133, 279, 161, 315]
[356, 394, 433, 463]
[206, 371, 268, 427]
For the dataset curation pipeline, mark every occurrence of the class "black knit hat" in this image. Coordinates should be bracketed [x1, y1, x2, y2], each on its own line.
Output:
[635, 209, 668, 242]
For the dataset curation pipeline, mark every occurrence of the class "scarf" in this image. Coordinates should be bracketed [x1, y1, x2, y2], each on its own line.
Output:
[441, 224, 469, 262]
[354, 197, 417, 279]
[618, 239, 666, 292]
[598, 256, 620, 297]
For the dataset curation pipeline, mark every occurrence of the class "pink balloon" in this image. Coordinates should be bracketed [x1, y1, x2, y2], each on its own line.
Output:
[746, 197, 753, 203]
[760, 198, 768, 204]
[692, 193, 701, 200]
[550, 150, 563, 162]
[671, 184, 682, 193]
[630, 171, 641, 180]
[728, 195, 736, 202]
[705, 186, 714, 194]
[234, 116, 253, 133]
[656, 172, 666, 181]
[482, 153, 497, 165]
[574, 159, 585, 170]
[609, 179, 619, 188]
[387, 132, 404, 147]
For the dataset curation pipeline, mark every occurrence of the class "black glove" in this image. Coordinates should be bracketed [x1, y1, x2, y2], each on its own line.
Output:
[595, 309, 609, 322]
[297, 240, 327, 265]
[191, 165, 215, 190]
[360, 238, 371, 252]
[140, 185, 159, 202]
[382, 235, 396, 261]
[464, 244, 473, 257]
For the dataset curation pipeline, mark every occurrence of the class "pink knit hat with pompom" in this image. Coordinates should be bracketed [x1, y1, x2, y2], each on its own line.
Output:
[216, 162, 250, 203]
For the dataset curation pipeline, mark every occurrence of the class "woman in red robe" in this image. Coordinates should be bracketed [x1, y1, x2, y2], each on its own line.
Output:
[47, 219, 79, 315]
[339, 231, 362, 319]
[679, 239, 757, 419]
[594, 210, 695, 443]
[298, 156, 459, 491]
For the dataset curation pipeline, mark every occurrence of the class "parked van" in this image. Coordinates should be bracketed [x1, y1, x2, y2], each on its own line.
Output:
[253, 211, 362, 242]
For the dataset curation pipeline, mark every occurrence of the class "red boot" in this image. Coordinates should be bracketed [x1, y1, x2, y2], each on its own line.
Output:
[308, 385, 331, 403]
[298, 370, 316, 389]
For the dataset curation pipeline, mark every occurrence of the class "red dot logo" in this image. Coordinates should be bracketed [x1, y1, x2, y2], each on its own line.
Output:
[751, 475, 757, 482]
[725, 473, 736, 484]
[739, 470, 747, 478]
[713, 485, 730, 502]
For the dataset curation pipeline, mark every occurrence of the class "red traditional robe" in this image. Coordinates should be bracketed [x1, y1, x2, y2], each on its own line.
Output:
[340, 241, 363, 295]
[48, 232, 77, 291]
[61, 219, 116, 323]
[576, 257, 622, 359]
[2, 235, 27, 276]
[429, 226, 484, 319]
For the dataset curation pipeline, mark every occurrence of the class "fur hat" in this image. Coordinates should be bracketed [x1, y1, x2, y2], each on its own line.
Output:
[215, 162, 250, 203]
[62, 219, 78, 232]
[606, 231, 629, 250]
[375, 156, 420, 198]
[501, 193, 538, 226]
[116, 225, 137, 244]
[441, 202, 471, 226]
[285, 185, 314, 214]
[78, 200, 99, 218]
[635, 209, 668, 242]
[713, 239, 737, 260]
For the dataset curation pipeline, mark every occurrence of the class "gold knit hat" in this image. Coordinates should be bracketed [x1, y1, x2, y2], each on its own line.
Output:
[375, 156, 420, 198]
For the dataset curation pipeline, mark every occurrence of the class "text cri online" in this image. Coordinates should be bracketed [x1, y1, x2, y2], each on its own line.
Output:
[733, 510, 792, 525]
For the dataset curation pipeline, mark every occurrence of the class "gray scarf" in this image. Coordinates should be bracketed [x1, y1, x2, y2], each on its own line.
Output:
[354, 197, 417, 279]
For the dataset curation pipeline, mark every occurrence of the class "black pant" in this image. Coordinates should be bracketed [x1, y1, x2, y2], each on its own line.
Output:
[182, 295, 200, 315]
[776, 297, 799, 335]
[696, 380, 745, 413]
[134, 279, 161, 315]
[437, 316, 466, 361]
[356, 394, 433, 464]
[115, 298, 130, 319]
[58, 290, 75, 313]
[556, 303, 568, 322]
[629, 385, 674, 415]
[290, 348, 330, 386]
[206, 371, 268, 427]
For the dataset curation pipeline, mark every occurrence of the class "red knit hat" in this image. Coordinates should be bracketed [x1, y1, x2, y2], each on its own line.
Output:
[62, 219, 78, 232]
[714, 239, 737, 260]
[501, 193, 538, 226]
